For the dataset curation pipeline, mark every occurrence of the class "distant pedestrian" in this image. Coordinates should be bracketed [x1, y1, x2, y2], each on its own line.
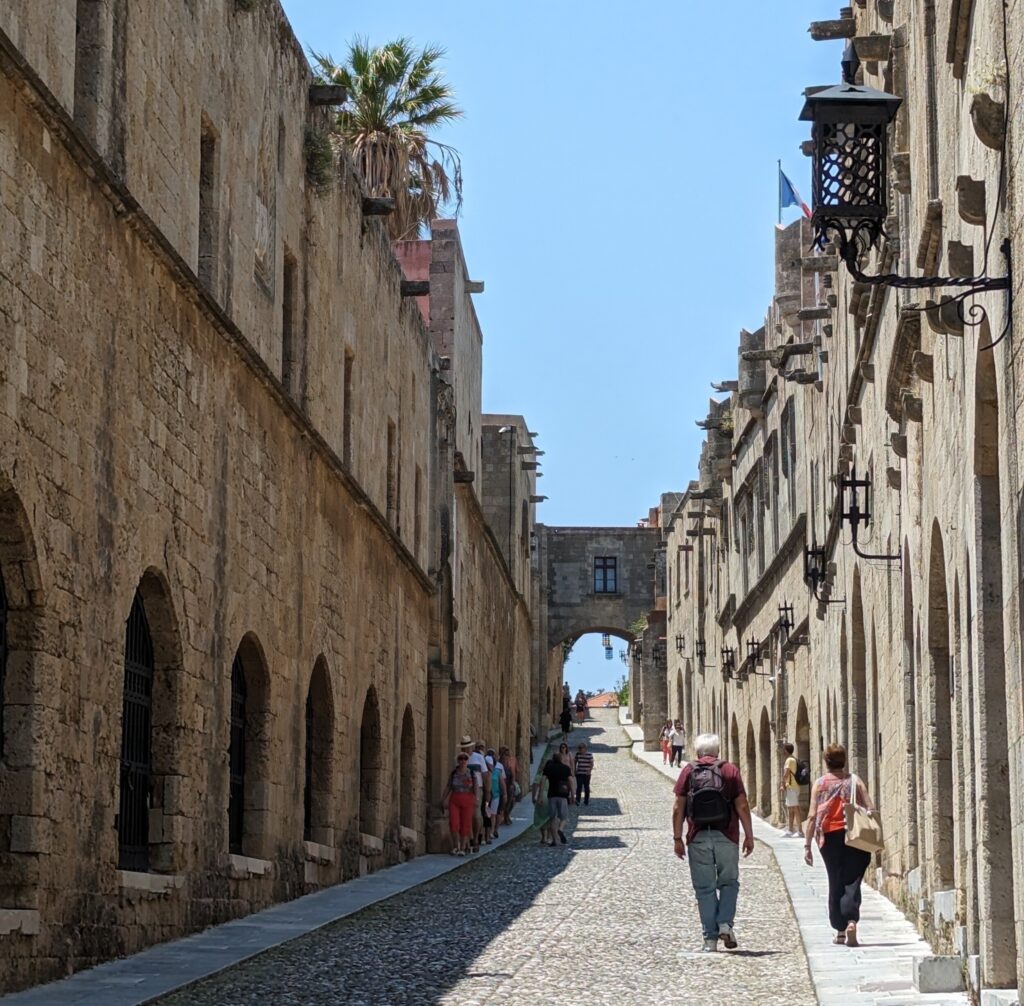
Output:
[575, 689, 587, 724]
[465, 739, 489, 853]
[779, 742, 802, 836]
[803, 744, 877, 946]
[559, 706, 573, 742]
[574, 741, 594, 806]
[499, 745, 518, 825]
[670, 720, 687, 767]
[557, 741, 576, 804]
[537, 751, 572, 845]
[660, 720, 673, 765]
[485, 751, 507, 841]
[672, 733, 755, 952]
[441, 752, 479, 855]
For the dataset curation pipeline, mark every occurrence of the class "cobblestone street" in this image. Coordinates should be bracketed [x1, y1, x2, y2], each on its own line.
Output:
[157, 710, 815, 1006]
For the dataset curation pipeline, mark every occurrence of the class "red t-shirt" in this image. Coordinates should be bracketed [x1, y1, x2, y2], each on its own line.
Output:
[674, 757, 746, 845]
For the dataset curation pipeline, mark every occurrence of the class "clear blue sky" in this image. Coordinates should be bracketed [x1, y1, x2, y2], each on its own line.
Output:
[281, 0, 842, 692]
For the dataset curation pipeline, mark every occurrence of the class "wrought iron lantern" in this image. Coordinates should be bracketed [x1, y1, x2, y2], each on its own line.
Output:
[839, 467, 900, 563]
[778, 602, 795, 638]
[803, 544, 844, 606]
[601, 632, 611, 649]
[695, 639, 706, 663]
[619, 648, 628, 665]
[675, 633, 685, 654]
[746, 638, 761, 663]
[800, 42, 901, 258]
[721, 646, 735, 677]
[653, 639, 666, 663]
[800, 42, 1010, 329]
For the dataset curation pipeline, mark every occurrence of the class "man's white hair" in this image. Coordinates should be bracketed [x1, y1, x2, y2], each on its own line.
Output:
[694, 732, 721, 757]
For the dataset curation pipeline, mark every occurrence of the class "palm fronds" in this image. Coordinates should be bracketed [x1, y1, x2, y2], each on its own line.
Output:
[313, 38, 464, 240]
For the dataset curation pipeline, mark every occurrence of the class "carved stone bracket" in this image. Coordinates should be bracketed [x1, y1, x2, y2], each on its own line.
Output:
[916, 200, 943, 273]
[902, 394, 924, 423]
[970, 93, 1006, 151]
[885, 308, 921, 421]
[886, 466, 902, 490]
[890, 434, 908, 458]
[912, 351, 934, 383]
[955, 176, 986, 226]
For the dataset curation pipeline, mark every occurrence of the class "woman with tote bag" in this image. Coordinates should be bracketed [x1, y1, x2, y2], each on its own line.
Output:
[802, 744, 881, 946]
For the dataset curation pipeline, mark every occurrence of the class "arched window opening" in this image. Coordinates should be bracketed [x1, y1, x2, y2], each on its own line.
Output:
[228, 653, 247, 854]
[758, 708, 771, 813]
[227, 634, 271, 859]
[303, 658, 335, 846]
[119, 591, 154, 871]
[359, 688, 383, 837]
[400, 706, 416, 832]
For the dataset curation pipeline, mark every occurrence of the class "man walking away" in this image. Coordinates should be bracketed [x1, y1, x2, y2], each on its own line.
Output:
[780, 742, 802, 836]
[574, 742, 594, 806]
[539, 751, 572, 845]
[558, 705, 573, 743]
[672, 733, 755, 952]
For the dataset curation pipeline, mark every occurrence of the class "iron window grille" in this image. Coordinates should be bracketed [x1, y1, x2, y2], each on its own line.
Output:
[594, 556, 618, 594]
[228, 654, 247, 855]
[118, 591, 154, 872]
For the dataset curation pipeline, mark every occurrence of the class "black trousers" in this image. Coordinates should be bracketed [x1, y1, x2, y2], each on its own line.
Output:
[671, 745, 685, 767]
[575, 774, 591, 805]
[819, 830, 872, 931]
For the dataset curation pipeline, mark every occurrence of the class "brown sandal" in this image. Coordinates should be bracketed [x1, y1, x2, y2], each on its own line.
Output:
[845, 924, 859, 947]
[832, 932, 846, 945]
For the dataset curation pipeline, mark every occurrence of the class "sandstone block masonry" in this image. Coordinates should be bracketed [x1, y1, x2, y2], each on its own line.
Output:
[0, 2, 537, 994]
[661, 2, 1024, 998]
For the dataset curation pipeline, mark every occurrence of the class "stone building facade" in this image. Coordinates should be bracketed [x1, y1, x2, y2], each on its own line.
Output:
[0, 2, 536, 993]
[661, 1, 1024, 997]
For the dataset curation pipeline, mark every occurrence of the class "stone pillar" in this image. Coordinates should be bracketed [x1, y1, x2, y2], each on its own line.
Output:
[641, 616, 668, 751]
[448, 679, 467, 762]
[426, 663, 453, 853]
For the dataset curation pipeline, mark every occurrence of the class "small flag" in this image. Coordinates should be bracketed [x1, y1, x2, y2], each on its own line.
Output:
[779, 166, 812, 220]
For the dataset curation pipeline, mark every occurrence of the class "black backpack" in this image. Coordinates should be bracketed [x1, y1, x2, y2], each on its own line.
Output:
[686, 760, 732, 827]
[795, 759, 811, 786]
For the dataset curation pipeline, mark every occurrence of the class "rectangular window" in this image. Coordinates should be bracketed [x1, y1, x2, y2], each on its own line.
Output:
[594, 556, 618, 594]
[386, 420, 397, 527]
[281, 248, 297, 391]
[413, 465, 423, 559]
[198, 118, 219, 293]
[342, 349, 354, 468]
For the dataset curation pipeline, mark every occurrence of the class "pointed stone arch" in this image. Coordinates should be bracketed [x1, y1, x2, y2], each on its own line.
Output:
[359, 686, 384, 838]
[972, 342, 1016, 983]
[0, 477, 47, 863]
[744, 721, 757, 809]
[795, 697, 811, 814]
[399, 705, 417, 832]
[926, 521, 954, 889]
[850, 566, 868, 777]
[758, 707, 772, 814]
[304, 656, 335, 846]
[730, 713, 739, 768]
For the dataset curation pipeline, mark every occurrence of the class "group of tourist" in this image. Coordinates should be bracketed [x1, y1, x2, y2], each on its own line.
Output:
[440, 736, 521, 856]
[658, 718, 687, 767]
[671, 732, 879, 952]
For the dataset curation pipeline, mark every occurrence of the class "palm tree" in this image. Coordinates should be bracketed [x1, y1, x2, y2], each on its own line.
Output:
[313, 38, 464, 241]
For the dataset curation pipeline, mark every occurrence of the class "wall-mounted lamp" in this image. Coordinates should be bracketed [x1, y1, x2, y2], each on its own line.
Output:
[778, 602, 795, 638]
[839, 467, 901, 564]
[800, 42, 1011, 347]
[721, 646, 735, 678]
[746, 638, 761, 663]
[675, 633, 685, 654]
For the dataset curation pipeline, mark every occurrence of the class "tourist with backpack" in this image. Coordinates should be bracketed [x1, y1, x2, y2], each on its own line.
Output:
[672, 733, 755, 952]
[779, 742, 806, 836]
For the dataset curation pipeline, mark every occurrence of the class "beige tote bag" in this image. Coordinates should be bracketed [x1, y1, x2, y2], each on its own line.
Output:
[844, 773, 884, 853]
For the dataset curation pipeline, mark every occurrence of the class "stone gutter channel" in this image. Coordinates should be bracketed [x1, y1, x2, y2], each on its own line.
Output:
[619, 710, 978, 1006]
[0, 731, 559, 1006]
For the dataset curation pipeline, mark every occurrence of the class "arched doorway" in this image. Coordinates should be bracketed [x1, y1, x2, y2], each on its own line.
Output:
[870, 621, 882, 819]
[304, 657, 335, 845]
[795, 697, 811, 814]
[972, 344, 1016, 982]
[399, 705, 416, 832]
[730, 714, 740, 768]
[359, 687, 383, 837]
[758, 708, 772, 815]
[927, 522, 954, 889]
[228, 632, 271, 859]
[684, 661, 694, 740]
[744, 722, 756, 811]
[903, 540, 920, 871]
[850, 567, 868, 777]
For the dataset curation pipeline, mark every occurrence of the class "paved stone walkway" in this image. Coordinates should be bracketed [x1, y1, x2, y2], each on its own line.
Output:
[154, 709, 814, 1005]
[626, 716, 970, 1006]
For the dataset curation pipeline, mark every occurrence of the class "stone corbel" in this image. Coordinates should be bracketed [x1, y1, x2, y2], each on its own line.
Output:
[902, 394, 924, 423]
[947, 241, 975, 277]
[916, 200, 943, 273]
[970, 93, 1005, 151]
[886, 467, 902, 490]
[892, 152, 912, 195]
[912, 351, 934, 383]
[955, 176, 986, 227]
[890, 434, 908, 458]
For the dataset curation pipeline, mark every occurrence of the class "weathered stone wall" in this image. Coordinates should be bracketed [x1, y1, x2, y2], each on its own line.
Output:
[669, 2, 1024, 995]
[0, 3, 537, 993]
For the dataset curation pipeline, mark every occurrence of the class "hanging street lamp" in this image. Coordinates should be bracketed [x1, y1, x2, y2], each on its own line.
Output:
[800, 42, 1010, 335]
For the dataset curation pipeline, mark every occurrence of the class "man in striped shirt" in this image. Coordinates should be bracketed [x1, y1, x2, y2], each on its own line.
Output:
[574, 742, 594, 806]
